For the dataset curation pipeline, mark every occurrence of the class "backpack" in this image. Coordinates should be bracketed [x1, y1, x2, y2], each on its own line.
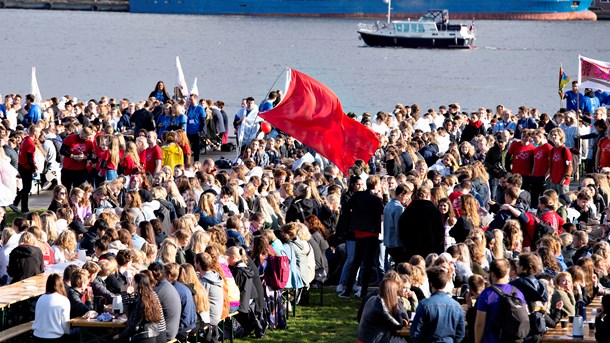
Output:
[491, 285, 530, 343]
[221, 143, 236, 152]
[264, 255, 290, 290]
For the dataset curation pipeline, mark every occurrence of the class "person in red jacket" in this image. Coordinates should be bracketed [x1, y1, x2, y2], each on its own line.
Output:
[12, 125, 41, 213]
[506, 129, 535, 191]
[60, 127, 94, 192]
[531, 128, 553, 208]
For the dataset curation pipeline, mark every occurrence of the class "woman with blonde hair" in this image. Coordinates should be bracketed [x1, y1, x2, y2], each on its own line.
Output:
[52, 230, 77, 263]
[189, 177, 204, 207]
[178, 263, 210, 324]
[158, 237, 179, 264]
[459, 141, 476, 166]
[357, 278, 406, 342]
[119, 141, 141, 176]
[40, 211, 59, 244]
[467, 228, 489, 272]
[185, 230, 210, 265]
[194, 192, 220, 230]
[69, 187, 91, 223]
[470, 161, 491, 208]
[488, 229, 508, 260]
[414, 159, 429, 186]
[103, 135, 121, 181]
[450, 194, 481, 243]
[161, 131, 184, 170]
[165, 180, 187, 218]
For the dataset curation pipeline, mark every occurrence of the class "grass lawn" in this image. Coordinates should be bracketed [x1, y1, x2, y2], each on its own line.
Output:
[5, 209, 46, 227]
[242, 288, 360, 343]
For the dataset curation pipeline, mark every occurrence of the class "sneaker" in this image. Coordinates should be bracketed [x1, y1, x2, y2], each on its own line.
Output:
[336, 284, 345, 293]
[354, 285, 362, 292]
[8, 204, 20, 213]
[354, 290, 362, 298]
[41, 181, 53, 190]
[338, 291, 351, 299]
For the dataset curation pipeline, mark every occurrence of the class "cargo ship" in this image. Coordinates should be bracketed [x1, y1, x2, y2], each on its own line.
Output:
[129, 0, 596, 20]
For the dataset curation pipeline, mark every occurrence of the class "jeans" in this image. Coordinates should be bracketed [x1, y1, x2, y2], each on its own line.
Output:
[345, 236, 380, 297]
[489, 178, 499, 202]
[338, 240, 355, 287]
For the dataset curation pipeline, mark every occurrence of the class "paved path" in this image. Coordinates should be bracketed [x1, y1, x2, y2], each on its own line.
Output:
[17, 149, 235, 211]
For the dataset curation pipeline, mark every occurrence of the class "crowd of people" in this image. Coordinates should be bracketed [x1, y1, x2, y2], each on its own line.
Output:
[0, 82, 610, 343]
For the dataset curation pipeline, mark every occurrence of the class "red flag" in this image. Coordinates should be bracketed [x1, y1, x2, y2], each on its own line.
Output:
[259, 69, 379, 175]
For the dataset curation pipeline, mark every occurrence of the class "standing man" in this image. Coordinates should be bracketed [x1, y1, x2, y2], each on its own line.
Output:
[59, 127, 94, 192]
[411, 267, 466, 343]
[383, 184, 411, 264]
[474, 259, 527, 343]
[234, 97, 259, 149]
[493, 109, 517, 134]
[515, 105, 537, 139]
[484, 133, 509, 201]
[145, 131, 163, 175]
[530, 129, 552, 208]
[399, 186, 445, 260]
[186, 94, 206, 162]
[339, 176, 384, 299]
[132, 100, 155, 133]
[22, 94, 42, 127]
[259, 91, 277, 113]
[12, 125, 41, 213]
[561, 81, 584, 113]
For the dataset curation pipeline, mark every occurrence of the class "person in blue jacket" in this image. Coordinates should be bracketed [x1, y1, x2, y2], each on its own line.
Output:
[561, 81, 585, 113]
[156, 103, 173, 137]
[186, 94, 206, 162]
[23, 94, 42, 126]
[595, 89, 609, 106]
[582, 89, 600, 115]
[171, 103, 188, 132]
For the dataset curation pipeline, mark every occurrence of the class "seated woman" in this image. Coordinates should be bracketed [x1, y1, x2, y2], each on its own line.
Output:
[7, 232, 44, 283]
[227, 246, 256, 337]
[551, 271, 576, 318]
[113, 272, 164, 343]
[357, 278, 406, 343]
[32, 274, 72, 342]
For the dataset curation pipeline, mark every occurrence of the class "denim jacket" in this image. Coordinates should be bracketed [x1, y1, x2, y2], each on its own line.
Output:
[410, 291, 466, 343]
[383, 198, 404, 248]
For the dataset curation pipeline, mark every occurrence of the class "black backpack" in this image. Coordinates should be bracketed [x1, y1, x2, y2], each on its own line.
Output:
[491, 285, 530, 343]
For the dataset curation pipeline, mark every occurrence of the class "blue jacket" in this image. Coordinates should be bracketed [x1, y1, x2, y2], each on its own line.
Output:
[582, 95, 600, 115]
[383, 198, 404, 249]
[172, 114, 187, 132]
[564, 90, 585, 112]
[186, 105, 206, 135]
[173, 281, 197, 335]
[493, 120, 516, 133]
[595, 90, 610, 106]
[24, 103, 42, 126]
[157, 113, 172, 136]
[411, 291, 466, 343]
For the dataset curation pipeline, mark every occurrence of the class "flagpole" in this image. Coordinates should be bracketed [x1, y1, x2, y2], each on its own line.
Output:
[236, 67, 289, 161]
[560, 62, 563, 110]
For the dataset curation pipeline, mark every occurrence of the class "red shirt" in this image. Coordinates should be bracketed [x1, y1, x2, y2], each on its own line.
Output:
[18, 136, 37, 171]
[145, 145, 162, 174]
[550, 146, 572, 185]
[61, 134, 94, 170]
[120, 155, 139, 176]
[508, 141, 535, 176]
[448, 190, 463, 217]
[532, 143, 553, 177]
[540, 210, 565, 235]
[598, 138, 610, 168]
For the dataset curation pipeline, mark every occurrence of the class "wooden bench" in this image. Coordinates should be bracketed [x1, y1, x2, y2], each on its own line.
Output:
[0, 321, 34, 342]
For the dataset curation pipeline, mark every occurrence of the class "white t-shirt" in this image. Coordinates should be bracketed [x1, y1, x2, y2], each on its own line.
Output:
[32, 292, 71, 339]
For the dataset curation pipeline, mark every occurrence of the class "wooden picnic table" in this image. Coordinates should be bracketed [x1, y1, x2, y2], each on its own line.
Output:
[70, 315, 127, 343]
[0, 273, 49, 309]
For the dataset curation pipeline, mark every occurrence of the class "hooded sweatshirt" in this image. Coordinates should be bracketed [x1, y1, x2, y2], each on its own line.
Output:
[7, 244, 44, 283]
[200, 270, 225, 325]
[460, 120, 485, 143]
[229, 261, 255, 314]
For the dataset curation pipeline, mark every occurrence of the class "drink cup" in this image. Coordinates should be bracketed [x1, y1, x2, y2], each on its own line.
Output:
[569, 315, 574, 323]
[560, 319, 568, 329]
[77, 249, 87, 262]
[589, 322, 595, 330]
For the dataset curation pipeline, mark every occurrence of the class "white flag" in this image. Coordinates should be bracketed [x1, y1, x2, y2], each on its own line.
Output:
[190, 77, 199, 96]
[31, 67, 42, 104]
[175, 56, 189, 99]
[578, 55, 610, 92]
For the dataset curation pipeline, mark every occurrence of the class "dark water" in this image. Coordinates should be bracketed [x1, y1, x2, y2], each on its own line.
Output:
[1, 9, 609, 116]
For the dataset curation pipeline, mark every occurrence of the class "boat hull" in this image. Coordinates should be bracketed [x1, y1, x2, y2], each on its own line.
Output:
[359, 31, 472, 49]
[129, 0, 596, 20]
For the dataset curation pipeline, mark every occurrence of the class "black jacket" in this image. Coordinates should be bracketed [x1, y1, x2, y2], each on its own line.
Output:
[345, 190, 384, 234]
[119, 293, 161, 340]
[67, 286, 94, 318]
[230, 262, 255, 314]
[399, 199, 445, 258]
[285, 197, 315, 224]
[91, 275, 115, 304]
[132, 108, 155, 133]
[450, 215, 475, 244]
[7, 245, 44, 283]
